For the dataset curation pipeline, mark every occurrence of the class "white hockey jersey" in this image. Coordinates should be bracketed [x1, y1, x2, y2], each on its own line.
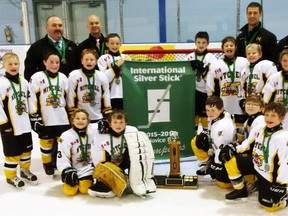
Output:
[206, 57, 249, 115]
[262, 71, 288, 129]
[57, 127, 94, 179]
[186, 52, 217, 93]
[243, 113, 265, 139]
[242, 60, 277, 96]
[91, 125, 138, 167]
[97, 53, 131, 99]
[208, 112, 236, 164]
[29, 71, 69, 126]
[237, 114, 265, 153]
[67, 69, 111, 121]
[244, 125, 288, 184]
[0, 76, 31, 135]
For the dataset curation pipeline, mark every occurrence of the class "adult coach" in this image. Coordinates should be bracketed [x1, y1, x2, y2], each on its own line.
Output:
[236, 2, 277, 63]
[78, 15, 107, 59]
[24, 15, 80, 80]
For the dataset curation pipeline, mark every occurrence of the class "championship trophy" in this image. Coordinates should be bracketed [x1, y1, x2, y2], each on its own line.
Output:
[154, 131, 198, 189]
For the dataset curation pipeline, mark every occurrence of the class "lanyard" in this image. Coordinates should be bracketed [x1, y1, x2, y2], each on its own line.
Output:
[8, 78, 23, 114]
[244, 28, 261, 48]
[78, 134, 88, 161]
[86, 71, 95, 102]
[44, 71, 59, 105]
[48, 37, 66, 64]
[226, 58, 236, 83]
[195, 53, 206, 62]
[110, 134, 124, 159]
[247, 66, 254, 94]
[261, 128, 275, 164]
[282, 71, 288, 106]
[96, 43, 105, 58]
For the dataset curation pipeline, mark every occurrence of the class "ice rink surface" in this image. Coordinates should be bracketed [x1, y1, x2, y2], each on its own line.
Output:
[0, 132, 287, 216]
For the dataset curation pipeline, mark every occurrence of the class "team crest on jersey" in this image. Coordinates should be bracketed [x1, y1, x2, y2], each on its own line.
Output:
[46, 94, 60, 107]
[252, 151, 264, 168]
[16, 100, 27, 114]
[221, 82, 240, 96]
[217, 131, 223, 137]
[255, 37, 262, 42]
[82, 92, 96, 104]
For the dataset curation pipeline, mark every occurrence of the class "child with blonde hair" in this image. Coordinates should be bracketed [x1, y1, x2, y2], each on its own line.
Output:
[0, 52, 37, 187]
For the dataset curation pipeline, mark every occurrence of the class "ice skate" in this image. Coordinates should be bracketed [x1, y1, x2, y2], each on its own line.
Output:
[88, 181, 116, 198]
[43, 162, 55, 176]
[6, 176, 25, 188]
[225, 186, 248, 202]
[20, 168, 38, 185]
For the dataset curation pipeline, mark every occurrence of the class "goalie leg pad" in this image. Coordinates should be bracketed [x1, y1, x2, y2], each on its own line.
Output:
[93, 162, 127, 197]
[125, 132, 156, 195]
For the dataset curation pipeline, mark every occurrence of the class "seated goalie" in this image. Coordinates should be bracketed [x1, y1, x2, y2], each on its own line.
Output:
[89, 109, 156, 198]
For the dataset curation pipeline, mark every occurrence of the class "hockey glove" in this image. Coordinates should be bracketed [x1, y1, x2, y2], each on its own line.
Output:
[30, 114, 44, 135]
[98, 118, 110, 134]
[61, 167, 79, 187]
[195, 131, 210, 152]
[209, 161, 223, 179]
[191, 60, 204, 71]
[269, 184, 288, 205]
[219, 142, 237, 162]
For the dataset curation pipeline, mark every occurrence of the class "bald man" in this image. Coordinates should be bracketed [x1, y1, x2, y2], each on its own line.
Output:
[24, 15, 80, 80]
[78, 15, 108, 59]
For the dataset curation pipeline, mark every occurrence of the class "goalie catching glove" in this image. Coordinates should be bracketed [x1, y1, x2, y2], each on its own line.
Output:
[195, 130, 210, 152]
[219, 142, 237, 162]
[61, 167, 79, 187]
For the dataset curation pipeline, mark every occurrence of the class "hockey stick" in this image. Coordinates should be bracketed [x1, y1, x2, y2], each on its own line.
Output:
[138, 84, 172, 129]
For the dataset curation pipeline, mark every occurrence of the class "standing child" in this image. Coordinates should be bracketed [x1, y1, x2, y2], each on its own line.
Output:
[29, 51, 70, 176]
[0, 52, 37, 187]
[262, 49, 288, 130]
[97, 33, 131, 110]
[57, 109, 94, 196]
[243, 43, 277, 97]
[191, 96, 236, 189]
[186, 31, 217, 132]
[206, 36, 249, 142]
[67, 48, 112, 123]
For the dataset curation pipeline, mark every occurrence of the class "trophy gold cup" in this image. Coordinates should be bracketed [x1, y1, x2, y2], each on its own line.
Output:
[154, 131, 198, 189]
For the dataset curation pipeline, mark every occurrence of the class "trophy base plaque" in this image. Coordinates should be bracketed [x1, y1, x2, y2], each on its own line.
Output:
[154, 175, 198, 189]
[153, 132, 198, 189]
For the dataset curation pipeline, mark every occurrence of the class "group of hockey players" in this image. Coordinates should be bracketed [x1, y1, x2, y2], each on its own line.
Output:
[0, 33, 156, 199]
[1, 1, 288, 212]
[189, 25, 288, 213]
